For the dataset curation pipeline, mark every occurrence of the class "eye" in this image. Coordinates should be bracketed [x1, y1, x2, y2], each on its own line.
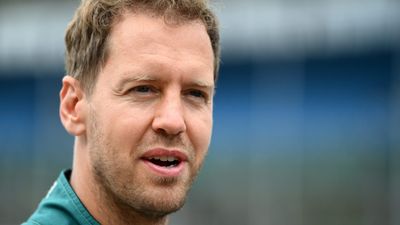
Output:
[127, 85, 159, 98]
[185, 89, 209, 104]
[130, 85, 153, 93]
[189, 90, 205, 98]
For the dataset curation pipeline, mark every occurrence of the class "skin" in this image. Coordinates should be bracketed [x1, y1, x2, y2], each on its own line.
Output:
[59, 12, 214, 225]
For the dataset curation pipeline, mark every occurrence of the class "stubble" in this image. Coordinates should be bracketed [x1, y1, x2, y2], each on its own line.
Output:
[86, 106, 201, 221]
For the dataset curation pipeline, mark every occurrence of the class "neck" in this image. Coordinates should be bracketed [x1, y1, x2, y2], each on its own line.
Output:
[70, 138, 168, 225]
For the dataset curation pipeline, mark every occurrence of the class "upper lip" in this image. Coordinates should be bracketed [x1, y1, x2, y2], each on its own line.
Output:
[141, 148, 188, 162]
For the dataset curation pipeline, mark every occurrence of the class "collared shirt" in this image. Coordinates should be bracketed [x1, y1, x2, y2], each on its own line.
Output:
[23, 170, 100, 225]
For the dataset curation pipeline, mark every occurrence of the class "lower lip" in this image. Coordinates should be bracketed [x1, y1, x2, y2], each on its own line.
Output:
[142, 160, 186, 177]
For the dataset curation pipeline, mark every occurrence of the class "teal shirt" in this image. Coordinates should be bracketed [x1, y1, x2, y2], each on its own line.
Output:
[23, 170, 100, 225]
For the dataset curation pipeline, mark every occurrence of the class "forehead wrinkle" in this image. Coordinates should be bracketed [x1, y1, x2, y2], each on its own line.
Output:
[109, 14, 212, 64]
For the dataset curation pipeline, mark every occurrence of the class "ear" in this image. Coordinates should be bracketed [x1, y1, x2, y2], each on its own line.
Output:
[59, 76, 87, 136]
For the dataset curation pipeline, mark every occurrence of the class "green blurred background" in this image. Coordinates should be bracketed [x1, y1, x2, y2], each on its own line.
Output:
[1, 0, 400, 224]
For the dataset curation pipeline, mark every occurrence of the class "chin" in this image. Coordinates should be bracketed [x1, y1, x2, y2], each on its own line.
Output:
[127, 189, 188, 218]
[111, 175, 192, 218]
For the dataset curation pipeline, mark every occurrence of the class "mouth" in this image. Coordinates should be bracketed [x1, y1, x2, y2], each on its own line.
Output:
[141, 149, 188, 177]
[146, 156, 181, 168]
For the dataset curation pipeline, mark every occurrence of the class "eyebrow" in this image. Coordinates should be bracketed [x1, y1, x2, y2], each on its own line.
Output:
[189, 79, 214, 89]
[113, 73, 215, 92]
[114, 74, 156, 92]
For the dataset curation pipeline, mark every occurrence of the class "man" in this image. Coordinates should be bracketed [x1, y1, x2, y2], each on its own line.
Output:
[23, 0, 220, 224]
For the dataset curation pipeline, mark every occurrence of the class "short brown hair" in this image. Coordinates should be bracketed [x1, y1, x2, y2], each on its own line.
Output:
[65, 0, 220, 94]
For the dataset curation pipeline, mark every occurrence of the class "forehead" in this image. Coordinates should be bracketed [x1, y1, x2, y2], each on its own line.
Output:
[101, 11, 214, 84]
[108, 12, 213, 61]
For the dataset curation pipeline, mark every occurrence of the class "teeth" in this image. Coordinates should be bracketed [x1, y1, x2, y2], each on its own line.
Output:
[160, 156, 168, 161]
[167, 156, 175, 162]
[149, 156, 177, 162]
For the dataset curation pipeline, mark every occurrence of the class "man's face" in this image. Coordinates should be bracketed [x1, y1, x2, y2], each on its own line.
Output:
[85, 12, 214, 217]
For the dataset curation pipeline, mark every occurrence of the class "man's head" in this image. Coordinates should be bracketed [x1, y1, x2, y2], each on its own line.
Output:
[59, 0, 219, 223]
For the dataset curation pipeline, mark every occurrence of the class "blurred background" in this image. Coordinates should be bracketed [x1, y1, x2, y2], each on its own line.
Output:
[1, 0, 400, 224]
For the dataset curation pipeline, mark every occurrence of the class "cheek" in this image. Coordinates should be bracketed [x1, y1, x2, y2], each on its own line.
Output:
[101, 109, 153, 153]
[188, 113, 213, 163]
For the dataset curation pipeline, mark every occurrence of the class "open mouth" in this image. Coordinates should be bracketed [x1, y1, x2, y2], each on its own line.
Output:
[141, 149, 188, 176]
[147, 156, 181, 168]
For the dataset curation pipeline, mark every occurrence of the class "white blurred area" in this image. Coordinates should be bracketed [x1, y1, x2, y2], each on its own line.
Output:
[0, 0, 399, 75]
[219, 0, 400, 59]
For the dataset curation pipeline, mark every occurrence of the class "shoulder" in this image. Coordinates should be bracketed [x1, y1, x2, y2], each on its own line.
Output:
[23, 200, 81, 225]
[22, 170, 95, 225]
[21, 220, 42, 225]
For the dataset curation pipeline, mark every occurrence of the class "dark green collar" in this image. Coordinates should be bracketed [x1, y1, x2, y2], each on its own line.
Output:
[23, 169, 100, 225]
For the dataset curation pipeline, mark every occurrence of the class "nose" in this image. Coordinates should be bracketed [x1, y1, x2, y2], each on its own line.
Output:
[152, 94, 186, 136]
